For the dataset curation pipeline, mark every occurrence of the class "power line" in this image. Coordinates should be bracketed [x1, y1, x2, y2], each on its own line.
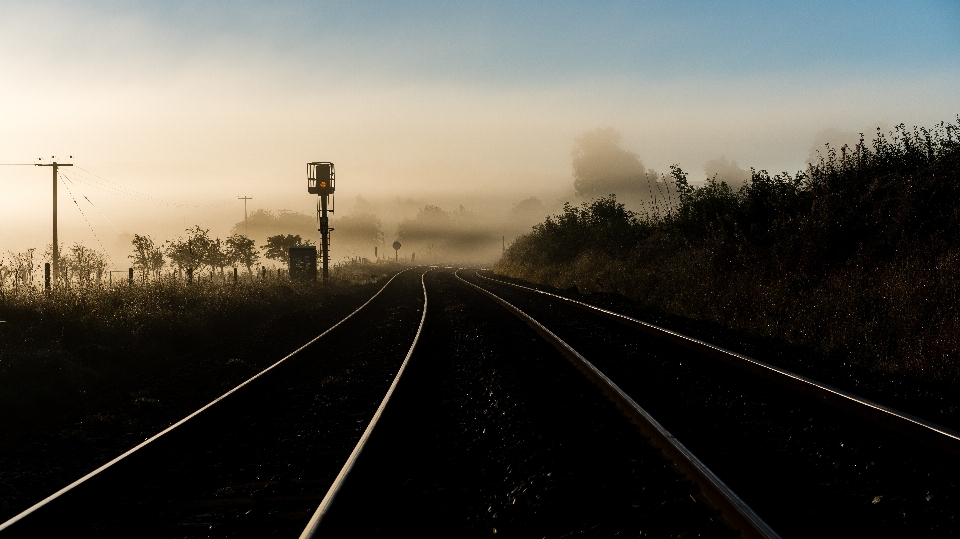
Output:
[71, 167, 196, 208]
[74, 166, 232, 208]
[6, 162, 235, 209]
[61, 172, 129, 239]
[59, 169, 115, 268]
[68, 173, 184, 208]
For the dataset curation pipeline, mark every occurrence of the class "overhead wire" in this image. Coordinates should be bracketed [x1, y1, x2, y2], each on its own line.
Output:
[59, 172, 115, 268]
[68, 173, 183, 207]
[73, 166, 232, 208]
[69, 167, 192, 208]
[61, 172, 130, 239]
[4, 162, 233, 209]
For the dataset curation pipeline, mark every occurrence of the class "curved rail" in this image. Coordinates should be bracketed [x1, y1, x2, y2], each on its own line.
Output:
[0, 270, 410, 533]
[457, 270, 779, 539]
[474, 271, 960, 458]
[299, 268, 432, 538]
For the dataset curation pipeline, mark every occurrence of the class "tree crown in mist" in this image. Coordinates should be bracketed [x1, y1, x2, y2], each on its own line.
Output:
[572, 127, 657, 199]
[703, 156, 750, 190]
[334, 212, 384, 249]
[230, 209, 315, 241]
[509, 197, 546, 219]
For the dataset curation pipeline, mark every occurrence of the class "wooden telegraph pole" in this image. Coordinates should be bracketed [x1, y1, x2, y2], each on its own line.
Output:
[237, 196, 253, 236]
[36, 158, 73, 283]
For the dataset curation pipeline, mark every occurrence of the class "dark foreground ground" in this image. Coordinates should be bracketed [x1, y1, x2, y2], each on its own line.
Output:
[0, 277, 388, 523]
[4, 266, 958, 537]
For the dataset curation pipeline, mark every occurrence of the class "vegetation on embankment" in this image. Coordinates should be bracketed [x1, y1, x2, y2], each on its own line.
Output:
[498, 118, 960, 381]
[0, 259, 407, 430]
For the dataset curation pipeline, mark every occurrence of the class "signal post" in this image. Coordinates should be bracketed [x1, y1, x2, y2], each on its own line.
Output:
[307, 162, 335, 283]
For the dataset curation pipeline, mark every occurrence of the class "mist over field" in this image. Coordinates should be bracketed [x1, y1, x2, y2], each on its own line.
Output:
[1, 1, 957, 268]
[0, 121, 954, 270]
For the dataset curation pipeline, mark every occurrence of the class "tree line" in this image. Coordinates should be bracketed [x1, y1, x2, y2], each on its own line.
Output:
[131, 227, 315, 280]
[1, 229, 314, 288]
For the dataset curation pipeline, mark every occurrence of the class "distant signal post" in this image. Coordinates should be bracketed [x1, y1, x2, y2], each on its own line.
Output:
[307, 162, 335, 283]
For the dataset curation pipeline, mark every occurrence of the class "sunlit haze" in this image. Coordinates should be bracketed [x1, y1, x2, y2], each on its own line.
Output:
[2, 0, 958, 262]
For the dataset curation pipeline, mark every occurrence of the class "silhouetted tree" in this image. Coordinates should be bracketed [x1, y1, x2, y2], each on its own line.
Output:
[206, 237, 230, 278]
[130, 234, 164, 280]
[166, 226, 215, 276]
[262, 234, 312, 264]
[226, 234, 260, 274]
[10, 247, 38, 286]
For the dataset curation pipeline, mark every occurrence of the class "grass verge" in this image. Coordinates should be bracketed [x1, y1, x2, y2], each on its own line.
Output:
[497, 118, 960, 384]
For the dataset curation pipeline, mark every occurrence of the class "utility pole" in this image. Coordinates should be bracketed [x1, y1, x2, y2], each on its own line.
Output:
[238, 196, 253, 236]
[36, 158, 72, 283]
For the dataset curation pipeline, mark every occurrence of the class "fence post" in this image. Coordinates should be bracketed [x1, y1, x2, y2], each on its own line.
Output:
[233, 267, 238, 283]
[44, 263, 50, 291]
[128, 268, 133, 285]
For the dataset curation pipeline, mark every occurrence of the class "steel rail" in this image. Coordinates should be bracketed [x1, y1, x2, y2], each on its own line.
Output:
[456, 270, 779, 539]
[0, 270, 411, 533]
[299, 268, 432, 538]
[473, 271, 960, 458]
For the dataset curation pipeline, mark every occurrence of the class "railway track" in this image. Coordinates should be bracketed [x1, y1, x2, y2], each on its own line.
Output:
[461, 270, 960, 537]
[5, 266, 956, 537]
[472, 271, 960, 457]
[0, 269, 428, 537]
[307, 268, 772, 538]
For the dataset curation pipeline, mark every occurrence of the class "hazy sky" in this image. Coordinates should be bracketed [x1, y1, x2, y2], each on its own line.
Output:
[1, 0, 958, 257]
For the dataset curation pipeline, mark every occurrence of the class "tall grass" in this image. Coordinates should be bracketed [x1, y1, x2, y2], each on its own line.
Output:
[0, 259, 406, 428]
[498, 118, 960, 380]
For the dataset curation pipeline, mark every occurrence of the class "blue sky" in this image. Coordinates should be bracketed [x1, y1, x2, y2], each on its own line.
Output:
[1, 0, 958, 253]
[67, 0, 957, 81]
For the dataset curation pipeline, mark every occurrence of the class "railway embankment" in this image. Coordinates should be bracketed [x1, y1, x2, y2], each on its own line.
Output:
[497, 118, 960, 419]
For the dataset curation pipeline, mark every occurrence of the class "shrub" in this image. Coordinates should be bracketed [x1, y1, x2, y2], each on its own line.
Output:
[498, 117, 960, 380]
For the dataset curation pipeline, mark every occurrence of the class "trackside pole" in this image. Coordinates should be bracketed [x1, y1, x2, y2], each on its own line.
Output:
[320, 193, 329, 282]
[306, 162, 335, 283]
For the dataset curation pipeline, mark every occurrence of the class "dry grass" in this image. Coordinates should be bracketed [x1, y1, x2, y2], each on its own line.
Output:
[498, 118, 960, 381]
[0, 260, 408, 429]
